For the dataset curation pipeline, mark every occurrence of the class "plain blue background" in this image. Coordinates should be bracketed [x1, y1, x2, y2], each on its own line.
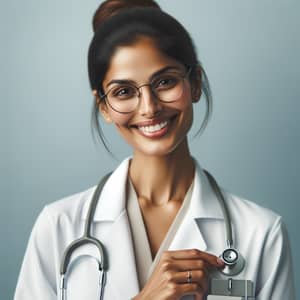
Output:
[1, 1, 299, 298]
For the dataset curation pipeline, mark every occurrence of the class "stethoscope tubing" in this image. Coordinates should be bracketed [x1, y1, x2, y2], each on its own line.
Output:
[203, 170, 233, 248]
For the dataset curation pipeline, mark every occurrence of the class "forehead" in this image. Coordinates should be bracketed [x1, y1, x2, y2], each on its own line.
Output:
[103, 37, 184, 85]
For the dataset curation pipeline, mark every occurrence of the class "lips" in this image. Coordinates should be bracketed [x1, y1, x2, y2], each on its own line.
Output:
[138, 120, 169, 133]
[130, 115, 177, 138]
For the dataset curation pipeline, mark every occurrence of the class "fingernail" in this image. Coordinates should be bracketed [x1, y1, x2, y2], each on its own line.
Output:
[217, 257, 225, 266]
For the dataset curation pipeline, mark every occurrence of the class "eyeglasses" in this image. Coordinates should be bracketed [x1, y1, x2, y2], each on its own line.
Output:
[99, 68, 192, 114]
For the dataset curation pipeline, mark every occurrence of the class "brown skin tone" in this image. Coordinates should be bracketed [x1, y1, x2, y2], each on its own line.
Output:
[92, 37, 224, 299]
[134, 249, 223, 300]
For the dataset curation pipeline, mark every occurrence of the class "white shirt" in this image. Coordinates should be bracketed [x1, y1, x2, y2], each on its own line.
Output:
[14, 157, 296, 300]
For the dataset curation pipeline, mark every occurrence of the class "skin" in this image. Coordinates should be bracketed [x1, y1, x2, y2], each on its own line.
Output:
[92, 36, 224, 299]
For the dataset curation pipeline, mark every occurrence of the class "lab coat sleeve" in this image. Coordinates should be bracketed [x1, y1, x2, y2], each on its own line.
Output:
[256, 216, 296, 300]
[14, 207, 57, 300]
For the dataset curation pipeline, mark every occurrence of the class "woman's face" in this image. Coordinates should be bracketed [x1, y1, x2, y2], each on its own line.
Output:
[97, 37, 200, 157]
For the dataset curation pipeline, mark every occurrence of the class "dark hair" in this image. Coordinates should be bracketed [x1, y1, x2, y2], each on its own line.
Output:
[88, 0, 212, 152]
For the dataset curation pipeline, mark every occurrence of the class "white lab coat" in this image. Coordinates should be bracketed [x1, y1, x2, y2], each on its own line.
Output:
[15, 158, 295, 300]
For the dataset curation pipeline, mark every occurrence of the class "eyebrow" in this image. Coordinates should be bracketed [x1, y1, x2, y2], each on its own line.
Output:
[105, 65, 183, 89]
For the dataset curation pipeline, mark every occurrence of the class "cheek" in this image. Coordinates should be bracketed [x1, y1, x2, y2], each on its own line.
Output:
[176, 94, 194, 129]
[109, 113, 133, 139]
[108, 111, 131, 127]
[178, 85, 193, 109]
[170, 90, 194, 116]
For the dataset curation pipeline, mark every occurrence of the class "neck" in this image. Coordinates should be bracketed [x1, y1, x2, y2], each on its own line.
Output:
[129, 139, 195, 206]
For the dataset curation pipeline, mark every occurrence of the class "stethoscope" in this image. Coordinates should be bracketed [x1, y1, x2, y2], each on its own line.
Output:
[59, 170, 245, 300]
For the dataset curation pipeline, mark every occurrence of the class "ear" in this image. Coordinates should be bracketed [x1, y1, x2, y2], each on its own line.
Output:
[92, 89, 113, 123]
[191, 66, 202, 103]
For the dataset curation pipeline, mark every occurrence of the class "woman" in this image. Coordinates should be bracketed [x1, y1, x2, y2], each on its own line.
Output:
[15, 0, 295, 299]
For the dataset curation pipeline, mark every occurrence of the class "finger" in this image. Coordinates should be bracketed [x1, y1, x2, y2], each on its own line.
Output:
[174, 269, 209, 290]
[170, 259, 209, 273]
[164, 249, 224, 268]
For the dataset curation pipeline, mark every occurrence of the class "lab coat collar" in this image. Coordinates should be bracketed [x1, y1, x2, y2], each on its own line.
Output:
[166, 158, 224, 253]
[81, 158, 130, 221]
[81, 156, 225, 222]
[191, 159, 224, 220]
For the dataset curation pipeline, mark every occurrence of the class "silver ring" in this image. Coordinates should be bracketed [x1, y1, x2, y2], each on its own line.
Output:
[187, 270, 192, 283]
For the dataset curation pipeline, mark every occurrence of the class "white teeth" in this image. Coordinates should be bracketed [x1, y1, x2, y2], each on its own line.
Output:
[138, 120, 168, 133]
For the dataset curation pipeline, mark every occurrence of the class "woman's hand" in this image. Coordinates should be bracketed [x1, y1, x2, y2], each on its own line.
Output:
[133, 249, 224, 300]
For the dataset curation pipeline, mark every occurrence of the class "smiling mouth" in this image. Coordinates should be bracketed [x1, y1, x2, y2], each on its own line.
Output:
[130, 115, 177, 137]
[138, 120, 168, 133]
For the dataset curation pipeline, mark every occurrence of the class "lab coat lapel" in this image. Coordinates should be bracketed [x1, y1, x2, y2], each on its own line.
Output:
[169, 160, 224, 252]
[168, 191, 207, 251]
[81, 158, 140, 298]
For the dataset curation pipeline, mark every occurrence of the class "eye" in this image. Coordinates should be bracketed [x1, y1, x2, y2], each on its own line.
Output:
[154, 75, 180, 90]
[110, 85, 137, 100]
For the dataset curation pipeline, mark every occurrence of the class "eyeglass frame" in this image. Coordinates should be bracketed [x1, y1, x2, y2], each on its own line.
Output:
[98, 67, 193, 114]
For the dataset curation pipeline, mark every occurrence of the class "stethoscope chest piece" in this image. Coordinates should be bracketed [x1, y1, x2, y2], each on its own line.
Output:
[220, 248, 245, 276]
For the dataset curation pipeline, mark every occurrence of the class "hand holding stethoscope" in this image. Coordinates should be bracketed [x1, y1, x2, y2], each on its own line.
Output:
[132, 248, 225, 300]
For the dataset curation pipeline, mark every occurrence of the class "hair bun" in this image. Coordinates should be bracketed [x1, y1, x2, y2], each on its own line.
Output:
[92, 0, 161, 33]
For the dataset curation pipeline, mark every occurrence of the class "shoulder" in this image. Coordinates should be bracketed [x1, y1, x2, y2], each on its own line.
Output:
[40, 185, 97, 225]
[222, 188, 282, 233]
[34, 157, 131, 228]
[194, 158, 281, 230]
[27, 185, 98, 251]
[224, 188, 279, 219]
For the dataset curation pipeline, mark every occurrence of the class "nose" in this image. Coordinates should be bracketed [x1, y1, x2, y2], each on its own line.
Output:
[137, 85, 162, 117]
